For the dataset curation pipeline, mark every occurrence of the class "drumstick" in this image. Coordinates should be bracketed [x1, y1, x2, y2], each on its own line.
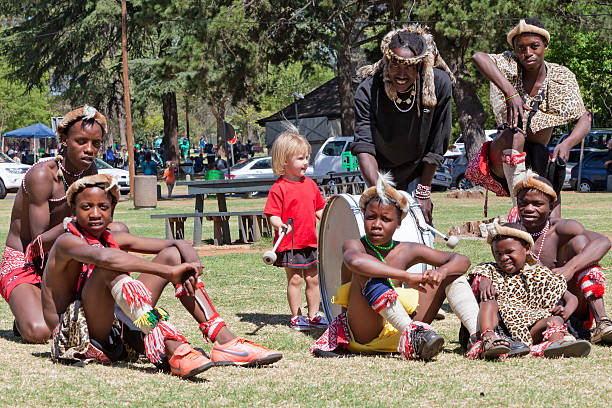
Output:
[263, 218, 294, 265]
[425, 224, 459, 249]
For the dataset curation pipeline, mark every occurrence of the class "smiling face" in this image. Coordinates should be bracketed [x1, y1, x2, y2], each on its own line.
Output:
[73, 187, 114, 237]
[517, 188, 552, 231]
[388, 47, 418, 93]
[492, 237, 528, 274]
[61, 120, 103, 172]
[513, 33, 547, 72]
[284, 149, 310, 180]
[363, 199, 401, 246]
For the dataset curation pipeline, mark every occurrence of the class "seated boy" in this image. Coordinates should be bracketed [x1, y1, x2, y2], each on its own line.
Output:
[41, 174, 281, 377]
[312, 173, 476, 360]
[469, 220, 590, 359]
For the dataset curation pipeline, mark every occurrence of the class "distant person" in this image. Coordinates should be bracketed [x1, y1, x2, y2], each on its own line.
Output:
[215, 156, 227, 171]
[194, 154, 205, 173]
[105, 145, 114, 165]
[142, 150, 158, 176]
[199, 136, 206, 153]
[246, 140, 254, 158]
[264, 126, 328, 331]
[184, 156, 194, 177]
[163, 161, 176, 199]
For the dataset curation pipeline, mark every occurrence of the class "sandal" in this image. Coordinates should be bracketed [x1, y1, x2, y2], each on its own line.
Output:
[481, 329, 510, 360]
[543, 338, 591, 358]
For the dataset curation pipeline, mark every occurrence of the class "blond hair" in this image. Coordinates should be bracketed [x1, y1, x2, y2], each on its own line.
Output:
[270, 124, 311, 176]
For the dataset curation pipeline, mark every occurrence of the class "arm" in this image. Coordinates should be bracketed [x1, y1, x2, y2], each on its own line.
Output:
[24, 165, 63, 253]
[472, 52, 527, 129]
[113, 232, 201, 265]
[551, 290, 578, 321]
[54, 234, 199, 284]
[268, 215, 292, 234]
[553, 220, 611, 280]
[477, 277, 498, 302]
[552, 112, 591, 162]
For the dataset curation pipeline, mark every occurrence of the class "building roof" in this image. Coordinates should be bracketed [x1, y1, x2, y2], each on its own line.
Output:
[258, 77, 358, 125]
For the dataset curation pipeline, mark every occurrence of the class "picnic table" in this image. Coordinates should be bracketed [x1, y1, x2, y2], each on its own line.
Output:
[177, 177, 277, 244]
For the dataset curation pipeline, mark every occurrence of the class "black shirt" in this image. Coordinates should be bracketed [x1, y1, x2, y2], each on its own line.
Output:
[351, 68, 452, 187]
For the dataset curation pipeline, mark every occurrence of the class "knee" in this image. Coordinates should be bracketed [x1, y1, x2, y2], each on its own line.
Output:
[287, 273, 303, 286]
[18, 320, 51, 344]
[108, 221, 129, 233]
[157, 246, 181, 265]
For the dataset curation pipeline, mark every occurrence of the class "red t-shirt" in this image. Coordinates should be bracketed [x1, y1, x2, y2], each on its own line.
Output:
[264, 176, 326, 252]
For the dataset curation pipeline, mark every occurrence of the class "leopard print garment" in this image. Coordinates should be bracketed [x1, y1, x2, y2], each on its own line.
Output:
[488, 51, 586, 140]
[469, 262, 567, 344]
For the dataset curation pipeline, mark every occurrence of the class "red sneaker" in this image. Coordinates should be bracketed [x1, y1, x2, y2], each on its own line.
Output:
[211, 338, 283, 367]
[168, 343, 214, 378]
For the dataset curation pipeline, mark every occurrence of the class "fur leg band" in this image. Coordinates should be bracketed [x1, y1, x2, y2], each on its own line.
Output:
[398, 321, 434, 360]
[144, 321, 187, 364]
[577, 265, 605, 299]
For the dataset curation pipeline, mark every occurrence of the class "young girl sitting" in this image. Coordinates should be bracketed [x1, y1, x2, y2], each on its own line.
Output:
[264, 126, 328, 330]
[469, 220, 591, 359]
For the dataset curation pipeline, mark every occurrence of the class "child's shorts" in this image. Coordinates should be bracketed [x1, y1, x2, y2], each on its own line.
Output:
[274, 247, 317, 269]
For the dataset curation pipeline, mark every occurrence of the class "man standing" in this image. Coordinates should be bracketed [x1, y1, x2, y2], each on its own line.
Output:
[469, 18, 590, 213]
[351, 25, 454, 224]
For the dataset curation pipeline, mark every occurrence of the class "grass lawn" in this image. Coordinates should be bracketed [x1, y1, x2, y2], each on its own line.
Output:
[0, 186, 610, 407]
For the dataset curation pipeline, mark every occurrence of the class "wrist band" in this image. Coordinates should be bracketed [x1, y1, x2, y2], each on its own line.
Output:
[414, 184, 431, 200]
[505, 92, 519, 101]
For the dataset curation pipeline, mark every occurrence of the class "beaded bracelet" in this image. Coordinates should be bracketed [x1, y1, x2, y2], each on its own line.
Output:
[504, 92, 519, 101]
[414, 183, 431, 200]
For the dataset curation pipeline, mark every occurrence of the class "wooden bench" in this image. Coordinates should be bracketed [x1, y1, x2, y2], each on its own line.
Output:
[151, 211, 271, 245]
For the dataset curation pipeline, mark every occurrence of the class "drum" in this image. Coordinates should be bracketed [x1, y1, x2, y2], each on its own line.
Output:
[318, 193, 434, 322]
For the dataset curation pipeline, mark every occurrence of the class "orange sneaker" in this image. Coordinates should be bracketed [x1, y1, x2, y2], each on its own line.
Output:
[168, 343, 214, 378]
[211, 338, 283, 367]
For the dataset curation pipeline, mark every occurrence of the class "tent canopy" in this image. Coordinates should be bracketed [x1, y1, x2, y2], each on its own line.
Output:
[3, 123, 55, 139]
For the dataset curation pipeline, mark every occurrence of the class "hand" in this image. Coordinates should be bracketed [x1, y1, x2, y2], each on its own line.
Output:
[415, 197, 433, 225]
[505, 94, 530, 129]
[551, 266, 574, 281]
[479, 282, 498, 302]
[550, 305, 571, 321]
[279, 223, 292, 234]
[552, 140, 571, 162]
[169, 262, 202, 296]
[421, 268, 446, 287]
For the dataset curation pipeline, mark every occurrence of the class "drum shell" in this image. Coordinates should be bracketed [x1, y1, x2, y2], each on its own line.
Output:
[318, 193, 433, 322]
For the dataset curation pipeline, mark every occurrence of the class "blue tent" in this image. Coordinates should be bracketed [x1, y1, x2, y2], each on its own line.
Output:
[3, 123, 55, 139]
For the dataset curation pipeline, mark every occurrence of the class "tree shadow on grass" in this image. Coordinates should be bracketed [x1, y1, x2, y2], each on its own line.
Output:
[236, 312, 325, 339]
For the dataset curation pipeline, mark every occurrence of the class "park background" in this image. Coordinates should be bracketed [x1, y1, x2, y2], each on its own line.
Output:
[0, 1, 611, 407]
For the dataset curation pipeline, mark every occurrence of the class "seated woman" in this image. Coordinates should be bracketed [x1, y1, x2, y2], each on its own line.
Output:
[312, 173, 473, 361]
[469, 220, 591, 359]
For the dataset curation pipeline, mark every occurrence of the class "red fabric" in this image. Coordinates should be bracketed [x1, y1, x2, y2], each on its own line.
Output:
[371, 289, 399, 313]
[264, 176, 326, 252]
[507, 206, 519, 223]
[0, 247, 41, 302]
[310, 312, 350, 354]
[502, 152, 526, 165]
[465, 141, 509, 197]
[65, 222, 120, 294]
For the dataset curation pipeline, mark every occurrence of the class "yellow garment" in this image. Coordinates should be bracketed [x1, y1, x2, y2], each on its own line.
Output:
[332, 282, 419, 353]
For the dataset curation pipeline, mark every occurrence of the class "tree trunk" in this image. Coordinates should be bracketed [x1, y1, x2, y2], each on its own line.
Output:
[433, 34, 487, 159]
[210, 99, 227, 159]
[336, 41, 355, 137]
[162, 91, 180, 164]
[114, 95, 127, 149]
[185, 96, 190, 146]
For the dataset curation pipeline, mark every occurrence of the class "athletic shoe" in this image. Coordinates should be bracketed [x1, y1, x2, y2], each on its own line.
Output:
[168, 343, 214, 378]
[309, 312, 329, 328]
[592, 318, 612, 344]
[290, 315, 310, 331]
[412, 328, 445, 361]
[211, 337, 283, 367]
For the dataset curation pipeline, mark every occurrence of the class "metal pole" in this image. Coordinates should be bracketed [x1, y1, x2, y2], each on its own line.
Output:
[576, 137, 585, 192]
[121, 0, 135, 200]
[294, 101, 299, 126]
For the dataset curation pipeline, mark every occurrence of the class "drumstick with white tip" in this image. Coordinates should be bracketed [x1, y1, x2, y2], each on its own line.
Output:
[263, 218, 294, 265]
[425, 224, 459, 249]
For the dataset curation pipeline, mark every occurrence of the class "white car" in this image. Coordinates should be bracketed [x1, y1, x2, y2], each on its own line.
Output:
[0, 153, 31, 199]
[446, 130, 496, 156]
[227, 156, 313, 180]
[313, 136, 354, 175]
[95, 158, 130, 195]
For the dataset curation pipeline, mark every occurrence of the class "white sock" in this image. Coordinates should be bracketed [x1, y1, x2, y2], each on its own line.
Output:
[445, 276, 479, 335]
[379, 299, 413, 333]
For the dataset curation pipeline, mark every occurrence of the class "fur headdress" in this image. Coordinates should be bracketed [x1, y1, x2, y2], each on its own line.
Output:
[66, 174, 120, 207]
[359, 172, 409, 220]
[513, 169, 557, 202]
[507, 19, 550, 46]
[487, 219, 534, 248]
[356, 25, 455, 108]
[57, 105, 107, 139]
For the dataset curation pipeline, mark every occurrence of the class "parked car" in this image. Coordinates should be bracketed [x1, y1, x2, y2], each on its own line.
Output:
[313, 136, 354, 175]
[570, 151, 608, 192]
[226, 156, 313, 180]
[446, 130, 496, 156]
[0, 153, 31, 199]
[548, 129, 612, 165]
[444, 153, 472, 190]
[95, 158, 130, 195]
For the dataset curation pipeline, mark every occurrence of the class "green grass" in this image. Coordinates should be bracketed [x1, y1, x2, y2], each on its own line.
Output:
[0, 187, 610, 407]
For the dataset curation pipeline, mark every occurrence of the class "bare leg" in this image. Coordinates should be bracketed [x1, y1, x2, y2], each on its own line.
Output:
[9, 284, 51, 343]
[478, 300, 500, 333]
[412, 273, 461, 323]
[489, 128, 525, 180]
[530, 316, 564, 344]
[346, 274, 384, 344]
[285, 267, 304, 317]
[303, 266, 320, 319]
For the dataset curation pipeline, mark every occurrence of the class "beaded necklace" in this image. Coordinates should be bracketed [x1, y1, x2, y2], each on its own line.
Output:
[362, 235, 396, 289]
[59, 161, 87, 178]
[531, 220, 550, 261]
[392, 85, 416, 113]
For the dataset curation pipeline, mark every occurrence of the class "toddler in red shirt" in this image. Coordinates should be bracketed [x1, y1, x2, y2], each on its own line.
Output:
[264, 127, 328, 331]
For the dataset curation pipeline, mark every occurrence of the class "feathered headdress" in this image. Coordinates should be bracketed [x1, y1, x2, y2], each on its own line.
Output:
[359, 172, 409, 220]
[57, 104, 107, 139]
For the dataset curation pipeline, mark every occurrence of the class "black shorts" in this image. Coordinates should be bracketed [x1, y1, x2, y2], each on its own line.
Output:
[274, 247, 317, 269]
[491, 140, 553, 194]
